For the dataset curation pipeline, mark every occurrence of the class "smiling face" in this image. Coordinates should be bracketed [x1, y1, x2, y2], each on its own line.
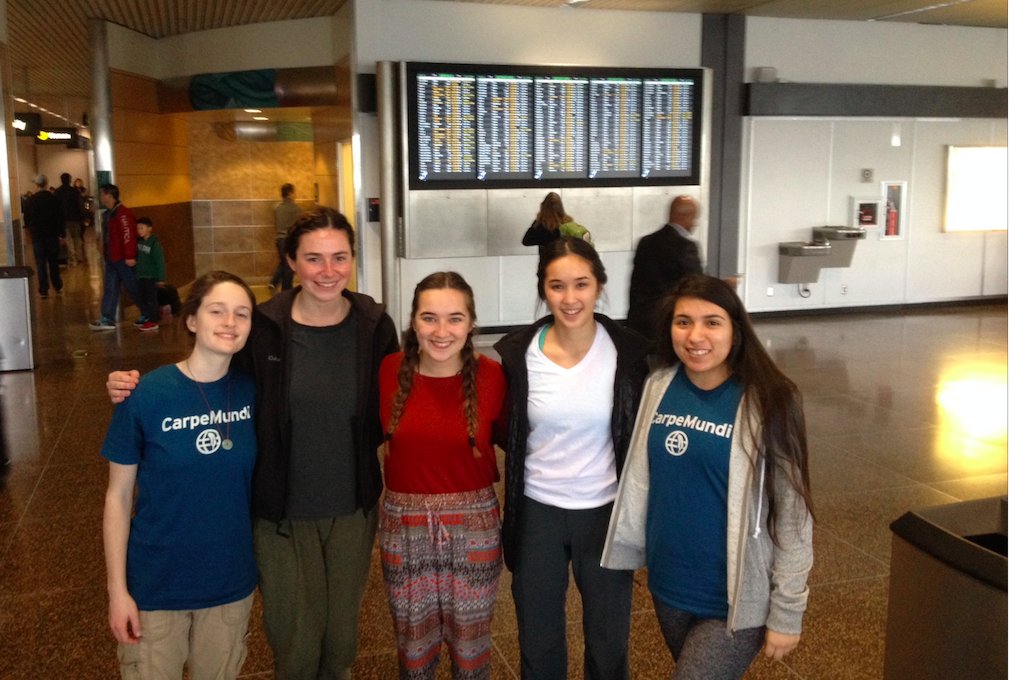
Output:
[185, 281, 254, 358]
[413, 288, 474, 376]
[287, 227, 354, 305]
[543, 254, 601, 332]
[671, 296, 734, 390]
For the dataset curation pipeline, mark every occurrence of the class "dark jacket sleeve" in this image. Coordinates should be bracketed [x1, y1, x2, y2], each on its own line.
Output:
[522, 221, 556, 246]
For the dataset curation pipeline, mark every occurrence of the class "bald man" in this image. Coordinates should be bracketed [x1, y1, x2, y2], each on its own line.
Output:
[626, 195, 703, 339]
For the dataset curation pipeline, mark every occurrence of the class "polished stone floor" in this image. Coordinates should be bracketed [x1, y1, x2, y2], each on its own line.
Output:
[0, 257, 1006, 679]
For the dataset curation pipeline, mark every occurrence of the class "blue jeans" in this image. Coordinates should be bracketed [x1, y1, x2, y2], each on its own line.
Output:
[32, 238, 63, 294]
[270, 237, 294, 290]
[101, 258, 145, 320]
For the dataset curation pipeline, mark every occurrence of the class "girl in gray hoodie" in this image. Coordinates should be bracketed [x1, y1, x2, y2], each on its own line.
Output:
[602, 275, 813, 679]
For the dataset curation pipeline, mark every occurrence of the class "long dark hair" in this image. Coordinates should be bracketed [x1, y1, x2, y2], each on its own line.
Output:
[180, 271, 256, 338]
[536, 235, 607, 302]
[284, 207, 355, 260]
[654, 275, 814, 542]
[535, 192, 573, 232]
[386, 272, 482, 458]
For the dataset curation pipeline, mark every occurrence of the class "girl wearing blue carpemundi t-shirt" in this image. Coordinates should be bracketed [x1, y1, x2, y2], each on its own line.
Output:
[102, 271, 258, 680]
[602, 275, 814, 680]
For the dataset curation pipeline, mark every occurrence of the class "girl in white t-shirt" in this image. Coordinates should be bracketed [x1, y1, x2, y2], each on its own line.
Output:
[493, 236, 650, 680]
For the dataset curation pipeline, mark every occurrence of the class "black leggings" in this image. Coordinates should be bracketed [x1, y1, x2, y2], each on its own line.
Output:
[652, 595, 765, 680]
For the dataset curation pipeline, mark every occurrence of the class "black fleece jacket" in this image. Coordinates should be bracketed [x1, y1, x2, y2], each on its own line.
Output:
[493, 314, 650, 571]
[236, 288, 399, 524]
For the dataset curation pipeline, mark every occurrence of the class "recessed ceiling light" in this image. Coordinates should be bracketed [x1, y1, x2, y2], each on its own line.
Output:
[253, 116, 269, 121]
[245, 109, 262, 113]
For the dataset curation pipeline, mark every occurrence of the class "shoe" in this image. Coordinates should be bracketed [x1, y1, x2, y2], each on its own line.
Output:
[39, 292, 49, 299]
[55, 287, 63, 295]
[89, 317, 116, 330]
[268, 283, 278, 295]
[133, 316, 148, 327]
[138, 321, 159, 332]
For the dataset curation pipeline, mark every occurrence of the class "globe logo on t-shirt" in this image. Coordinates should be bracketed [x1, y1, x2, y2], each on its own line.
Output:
[665, 430, 688, 456]
[196, 428, 222, 455]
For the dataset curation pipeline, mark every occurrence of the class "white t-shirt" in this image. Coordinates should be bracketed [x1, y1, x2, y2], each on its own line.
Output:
[523, 323, 619, 509]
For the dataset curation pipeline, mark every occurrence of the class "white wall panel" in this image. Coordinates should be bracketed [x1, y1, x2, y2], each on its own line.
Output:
[499, 255, 543, 326]
[560, 188, 634, 253]
[905, 119, 994, 302]
[743, 119, 832, 311]
[746, 17, 1007, 86]
[156, 18, 334, 79]
[398, 256, 502, 332]
[983, 232, 1008, 296]
[820, 120, 914, 306]
[487, 189, 557, 257]
[355, 0, 701, 74]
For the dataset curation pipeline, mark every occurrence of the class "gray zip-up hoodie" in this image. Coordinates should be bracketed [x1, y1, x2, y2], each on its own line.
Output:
[600, 366, 813, 635]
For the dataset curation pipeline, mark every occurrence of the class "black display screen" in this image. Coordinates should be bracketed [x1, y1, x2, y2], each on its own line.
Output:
[407, 62, 704, 190]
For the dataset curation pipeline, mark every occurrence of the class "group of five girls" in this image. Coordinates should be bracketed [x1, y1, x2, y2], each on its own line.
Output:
[104, 208, 813, 680]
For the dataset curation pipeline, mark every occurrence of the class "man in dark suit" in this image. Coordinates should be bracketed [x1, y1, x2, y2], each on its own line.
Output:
[626, 195, 703, 339]
[23, 174, 66, 298]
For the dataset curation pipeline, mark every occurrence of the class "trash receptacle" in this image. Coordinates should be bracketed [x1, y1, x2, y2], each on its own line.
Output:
[884, 496, 1007, 680]
[0, 267, 37, 371]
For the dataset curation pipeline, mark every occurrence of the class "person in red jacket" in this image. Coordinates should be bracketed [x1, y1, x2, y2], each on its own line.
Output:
[90, 184, 156, 331]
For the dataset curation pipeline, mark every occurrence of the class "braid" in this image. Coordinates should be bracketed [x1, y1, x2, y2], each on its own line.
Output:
[459, 334, 481, 458]
[386, 328, 420, 455]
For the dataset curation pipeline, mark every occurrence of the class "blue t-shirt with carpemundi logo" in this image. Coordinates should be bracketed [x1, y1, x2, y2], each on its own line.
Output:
[101, 364, 257, 611]
[646, 368, 743, 619]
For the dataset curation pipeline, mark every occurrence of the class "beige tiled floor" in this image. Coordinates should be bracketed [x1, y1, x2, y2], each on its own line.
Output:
[0, 258, 1005, 679]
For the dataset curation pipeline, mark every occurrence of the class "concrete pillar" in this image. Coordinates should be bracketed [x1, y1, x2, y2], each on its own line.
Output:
[89, 18, 114, 228]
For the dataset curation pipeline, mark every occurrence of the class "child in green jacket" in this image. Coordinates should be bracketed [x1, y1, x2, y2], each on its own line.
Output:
[135, 218, 166, 330]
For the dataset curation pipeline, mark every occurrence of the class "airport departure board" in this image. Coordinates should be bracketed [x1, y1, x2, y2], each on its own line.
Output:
[407, 63, 703, 189]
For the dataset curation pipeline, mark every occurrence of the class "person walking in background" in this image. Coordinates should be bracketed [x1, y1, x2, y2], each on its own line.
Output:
[54, 173, 87, 265]
[102, 271, 259, 680]
[494, 236, 649, 680]
[626, 195, 704, 340]
[135, 217, 167, 329]
[380, 272, 507, 679]
[522, 192, 592, 254]
[23, 173, 65, 298]
[90, 184, 152, 331]
[270, 183, 301, 293]
[602, 275, 814, 680]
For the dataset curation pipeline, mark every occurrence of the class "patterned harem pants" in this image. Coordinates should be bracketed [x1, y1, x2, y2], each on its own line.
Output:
[380, 486, 503, 680]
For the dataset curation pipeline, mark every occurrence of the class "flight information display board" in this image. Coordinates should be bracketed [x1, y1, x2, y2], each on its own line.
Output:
[589, 78, 642, 179]
[476, 75, 533, 180]
[407, 63, 703, 189]
[415, 73, 476, 180]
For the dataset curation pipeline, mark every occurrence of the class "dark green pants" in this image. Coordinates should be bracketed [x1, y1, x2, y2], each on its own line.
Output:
[253, 508, 378, 680]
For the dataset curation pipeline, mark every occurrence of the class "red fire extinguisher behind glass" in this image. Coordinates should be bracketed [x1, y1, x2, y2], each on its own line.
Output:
[885, 200, 898, 236]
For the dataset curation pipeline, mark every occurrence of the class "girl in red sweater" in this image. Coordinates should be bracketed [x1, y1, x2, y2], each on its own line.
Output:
[379, 271, 507, 679]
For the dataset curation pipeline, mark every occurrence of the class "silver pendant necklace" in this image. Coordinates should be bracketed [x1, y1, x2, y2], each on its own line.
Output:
[186, 358, 232, 449]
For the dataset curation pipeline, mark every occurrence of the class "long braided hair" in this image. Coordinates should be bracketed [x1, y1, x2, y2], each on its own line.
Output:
[386, 272, 482, 458]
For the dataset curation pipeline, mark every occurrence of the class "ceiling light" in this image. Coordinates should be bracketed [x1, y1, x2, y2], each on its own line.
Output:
[245, 109, 262, 113]
[13, 97, 26, 103]
[560, 0, 589, 6]
[253, 116, 269, 121]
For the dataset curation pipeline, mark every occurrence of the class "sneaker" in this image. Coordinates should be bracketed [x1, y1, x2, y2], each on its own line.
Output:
[133, 316, 148, 327]
[54, 287, 63, 295]
[138, 321, 159, 332]
[89, 317, 116, 330]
